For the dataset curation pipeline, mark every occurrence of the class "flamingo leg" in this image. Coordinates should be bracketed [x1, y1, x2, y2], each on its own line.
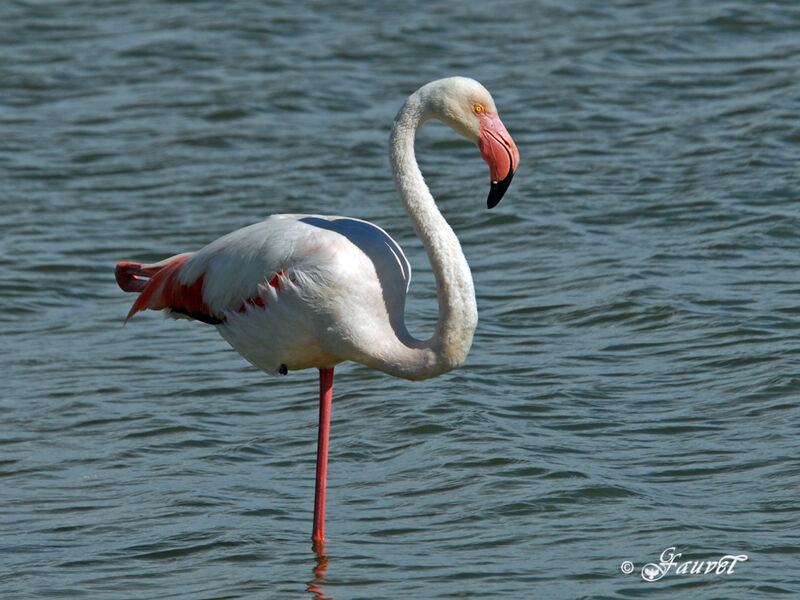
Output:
[312, 367, 334, 548]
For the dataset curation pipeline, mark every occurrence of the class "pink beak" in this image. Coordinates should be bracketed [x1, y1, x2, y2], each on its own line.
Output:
[478, 112, 520, 208]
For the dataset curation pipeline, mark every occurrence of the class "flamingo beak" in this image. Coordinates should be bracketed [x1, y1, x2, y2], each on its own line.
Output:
[478, 112, 520, 208]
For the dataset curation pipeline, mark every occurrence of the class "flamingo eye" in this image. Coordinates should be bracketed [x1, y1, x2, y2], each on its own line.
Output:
[473, 103, 485, 115]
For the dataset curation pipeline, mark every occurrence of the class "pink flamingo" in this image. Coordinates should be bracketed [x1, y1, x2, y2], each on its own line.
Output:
[115, 77, 519, 549]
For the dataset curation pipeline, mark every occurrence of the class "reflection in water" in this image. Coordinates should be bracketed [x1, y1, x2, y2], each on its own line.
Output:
[306, 545, 332, 600]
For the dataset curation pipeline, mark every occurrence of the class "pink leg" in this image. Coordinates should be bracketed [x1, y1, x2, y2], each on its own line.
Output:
[312, 367, 334, 548]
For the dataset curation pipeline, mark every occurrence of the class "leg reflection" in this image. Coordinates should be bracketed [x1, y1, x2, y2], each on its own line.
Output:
[306, 543, 332, 600]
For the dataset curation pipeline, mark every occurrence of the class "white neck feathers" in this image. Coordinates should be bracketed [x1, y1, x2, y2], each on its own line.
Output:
[370, 90, 477, 380]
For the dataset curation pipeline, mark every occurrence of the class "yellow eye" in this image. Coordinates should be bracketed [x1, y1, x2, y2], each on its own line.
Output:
[473, 103, 485, 114]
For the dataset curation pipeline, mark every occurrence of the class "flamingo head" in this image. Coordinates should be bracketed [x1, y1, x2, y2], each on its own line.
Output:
[419, 77, 520, 208]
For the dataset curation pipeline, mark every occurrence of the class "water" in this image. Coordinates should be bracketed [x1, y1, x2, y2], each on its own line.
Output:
[2, 1, 799, 598]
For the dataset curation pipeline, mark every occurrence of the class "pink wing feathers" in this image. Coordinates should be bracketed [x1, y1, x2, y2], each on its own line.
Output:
[115, 254, 221, 324]
[115, 252, 289, 325]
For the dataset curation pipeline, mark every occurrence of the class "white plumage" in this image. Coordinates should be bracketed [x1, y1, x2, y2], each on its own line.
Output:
[115, 77, 519, 547]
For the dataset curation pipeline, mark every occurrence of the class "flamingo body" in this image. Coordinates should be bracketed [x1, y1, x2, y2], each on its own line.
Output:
[117, 215, 414, 377]
[116, 77, 519, 548]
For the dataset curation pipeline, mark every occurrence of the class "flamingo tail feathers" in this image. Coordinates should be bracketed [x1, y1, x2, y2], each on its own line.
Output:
[114, 254, 220, 324]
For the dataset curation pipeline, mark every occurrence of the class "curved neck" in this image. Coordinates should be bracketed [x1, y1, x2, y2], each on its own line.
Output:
[373, 93, 477, 380]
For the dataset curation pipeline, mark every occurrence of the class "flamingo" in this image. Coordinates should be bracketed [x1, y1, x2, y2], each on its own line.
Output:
[115, 77, 519, 549]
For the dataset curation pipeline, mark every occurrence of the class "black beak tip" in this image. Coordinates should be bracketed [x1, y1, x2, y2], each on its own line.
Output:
[487, 168, 515, 209]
